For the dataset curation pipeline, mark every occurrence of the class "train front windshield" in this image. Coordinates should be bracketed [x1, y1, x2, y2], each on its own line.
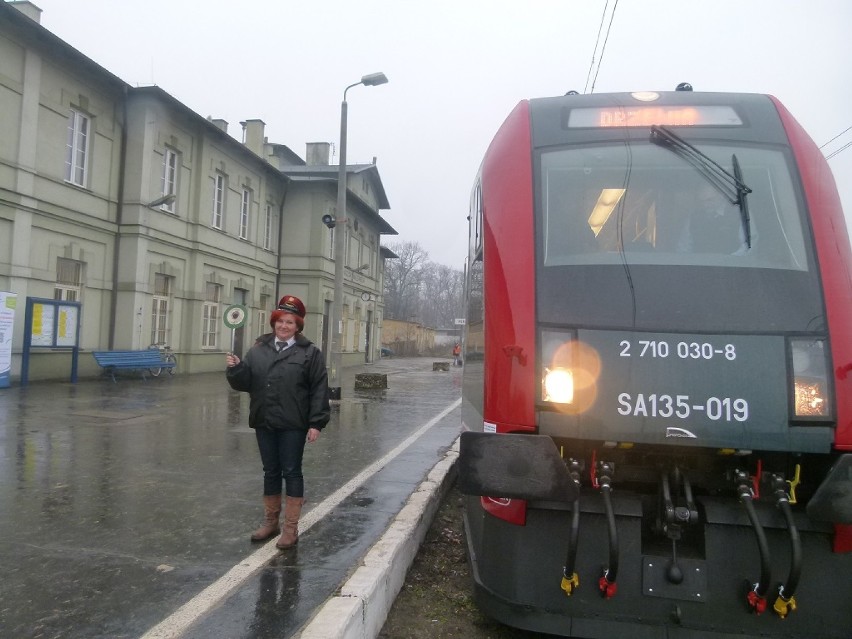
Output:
[537, 140, 825, 334]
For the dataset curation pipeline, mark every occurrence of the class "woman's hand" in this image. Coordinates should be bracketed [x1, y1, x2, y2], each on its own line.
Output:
[306, 428, 321, 443]
[225, 352, 241, 368]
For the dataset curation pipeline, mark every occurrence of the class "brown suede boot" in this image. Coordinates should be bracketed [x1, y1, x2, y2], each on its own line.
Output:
[276, 496, 304, 549]
[250, 494, 281, 542]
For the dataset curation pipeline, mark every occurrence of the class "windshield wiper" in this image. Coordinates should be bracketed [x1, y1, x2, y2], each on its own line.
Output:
[649, 125, 753, 248]
[731, 153, 752, 248]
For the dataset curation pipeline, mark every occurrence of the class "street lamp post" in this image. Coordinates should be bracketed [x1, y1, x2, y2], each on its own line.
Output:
[328, 71, 388, 400]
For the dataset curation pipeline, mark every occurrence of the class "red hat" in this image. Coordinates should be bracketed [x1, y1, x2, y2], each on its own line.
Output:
[276, 295, 306, 318]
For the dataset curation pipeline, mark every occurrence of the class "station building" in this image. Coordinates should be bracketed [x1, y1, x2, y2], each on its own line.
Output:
[0, 1, 396, 381]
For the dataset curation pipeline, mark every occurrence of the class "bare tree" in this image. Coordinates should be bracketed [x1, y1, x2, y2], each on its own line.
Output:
[383, 241, 465, 331]
[383, 241, 429, 320]
[416, 263, 464, 328]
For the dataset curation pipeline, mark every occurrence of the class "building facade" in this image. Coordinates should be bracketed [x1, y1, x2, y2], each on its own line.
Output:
[0, 1, 395, 382]
[382, 318, 435, 357]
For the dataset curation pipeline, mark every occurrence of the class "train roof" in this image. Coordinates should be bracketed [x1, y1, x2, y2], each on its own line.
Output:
[526, 91, 787, 147]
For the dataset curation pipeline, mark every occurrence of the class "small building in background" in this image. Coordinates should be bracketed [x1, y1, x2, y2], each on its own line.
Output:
[382, 318, 435, 357]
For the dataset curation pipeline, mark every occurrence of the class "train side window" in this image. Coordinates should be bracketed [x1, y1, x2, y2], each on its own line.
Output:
[470, 181, 483, 256]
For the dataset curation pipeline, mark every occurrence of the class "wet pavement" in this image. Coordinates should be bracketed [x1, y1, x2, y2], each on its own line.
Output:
[0, 357, 462, 639]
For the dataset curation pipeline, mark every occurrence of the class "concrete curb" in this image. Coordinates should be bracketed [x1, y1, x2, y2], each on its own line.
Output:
[296, 436, 460, 639]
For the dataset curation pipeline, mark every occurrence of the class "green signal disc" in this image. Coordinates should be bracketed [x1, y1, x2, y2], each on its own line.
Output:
[223, 304, 248, 329]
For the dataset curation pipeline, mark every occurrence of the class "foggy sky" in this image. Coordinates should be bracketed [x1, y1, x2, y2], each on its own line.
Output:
[29, 0, 852, 268]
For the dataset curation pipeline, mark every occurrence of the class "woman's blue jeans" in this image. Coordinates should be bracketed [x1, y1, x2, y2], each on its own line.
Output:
[255, 428, 307, 497]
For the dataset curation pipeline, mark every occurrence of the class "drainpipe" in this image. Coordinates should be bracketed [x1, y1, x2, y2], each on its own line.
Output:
[108, 85, 129, 349]
[274, 177, 291, 301]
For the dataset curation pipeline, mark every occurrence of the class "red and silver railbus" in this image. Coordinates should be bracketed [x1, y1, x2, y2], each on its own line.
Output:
[459, 87, 852, 638]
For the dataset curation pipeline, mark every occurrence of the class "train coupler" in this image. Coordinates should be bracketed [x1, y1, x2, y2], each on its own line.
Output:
[658, 467, 698, 584]
[773, 587, 798, 618]
[561, 570, 580, 596]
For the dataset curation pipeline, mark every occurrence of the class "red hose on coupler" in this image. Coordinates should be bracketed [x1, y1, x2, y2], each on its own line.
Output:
[736, 469, 771, 614]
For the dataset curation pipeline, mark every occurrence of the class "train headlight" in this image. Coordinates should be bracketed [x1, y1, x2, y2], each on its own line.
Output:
[543, 368, 574, 404]
[789, 338, 831, 419]
[540, 330, 601, 411]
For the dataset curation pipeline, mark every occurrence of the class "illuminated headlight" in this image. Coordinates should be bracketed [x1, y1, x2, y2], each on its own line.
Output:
[543, 367, 574, 404]
[540, 330, 601, 411]
[795, 381, 825, 416]
[790, 338, 831, 419]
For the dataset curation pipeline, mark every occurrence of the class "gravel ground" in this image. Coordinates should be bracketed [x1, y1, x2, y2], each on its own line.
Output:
[379, 485, 548, 639]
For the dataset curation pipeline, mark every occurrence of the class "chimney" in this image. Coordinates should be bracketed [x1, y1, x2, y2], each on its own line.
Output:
[10, 1, 42, 22]
[207, 116, 228, 133]
[306, 142, 331, 166]
[241, 119, 265, 156]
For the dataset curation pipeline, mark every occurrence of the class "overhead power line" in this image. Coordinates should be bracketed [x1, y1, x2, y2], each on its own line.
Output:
[587, 0, 620, 94]
[825, 140, 852, 161]
[821, 125, 852, 160]
[583, 1, 609, 95]
[820, 126, 852, 149]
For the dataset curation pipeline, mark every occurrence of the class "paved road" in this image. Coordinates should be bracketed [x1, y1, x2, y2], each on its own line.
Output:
[0, 357, 461, 639]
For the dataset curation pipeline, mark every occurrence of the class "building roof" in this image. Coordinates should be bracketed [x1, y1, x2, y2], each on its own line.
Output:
[282, 163, 397, 235]
[2, 1, 127, 93]
[282, 163, 391, 210]
[129, 86, 288, 181]
[267, 143, 306, 167]
[3, 1, 396, 234]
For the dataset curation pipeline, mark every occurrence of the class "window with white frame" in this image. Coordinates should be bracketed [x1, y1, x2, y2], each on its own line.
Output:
[264, 204, 273, 250]
[257, 294, 269, 335]
[202, 282, 221, 348]
[348, 233, 360, 268]
[212, 174, 225, 229]
[239, 188, 251, 239]
[55, 257, 83, 301]
[360, 243, 372, 276]
[65, 109, 90, 187]
[150, 274, 172, 346]
[160, 149, 179, 213]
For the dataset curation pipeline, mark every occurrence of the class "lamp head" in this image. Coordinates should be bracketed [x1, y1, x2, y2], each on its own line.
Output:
[361, 72, 388, 86]
[147, 193, 176, 208]
[321, 214, 336, 228]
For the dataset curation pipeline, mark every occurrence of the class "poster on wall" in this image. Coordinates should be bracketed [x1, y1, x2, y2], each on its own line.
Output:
[20, 297, 81, 387]
[56, 305, 78, 347]
[30, 302, 55, 346]
[0, 292, 17, 389]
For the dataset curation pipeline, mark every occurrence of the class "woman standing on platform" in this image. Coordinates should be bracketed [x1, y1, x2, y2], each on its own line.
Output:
[225, 295, 330, 549]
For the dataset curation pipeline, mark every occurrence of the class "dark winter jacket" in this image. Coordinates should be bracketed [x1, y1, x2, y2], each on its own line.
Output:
[226, 332, 330, 432]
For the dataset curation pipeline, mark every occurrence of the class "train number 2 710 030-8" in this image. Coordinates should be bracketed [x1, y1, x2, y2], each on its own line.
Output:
[620, 339, 737, 361]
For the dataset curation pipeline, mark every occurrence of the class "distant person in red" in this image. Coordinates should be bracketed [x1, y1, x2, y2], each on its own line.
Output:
[452, 342, 462, 366]
[225, 295, 330, 549]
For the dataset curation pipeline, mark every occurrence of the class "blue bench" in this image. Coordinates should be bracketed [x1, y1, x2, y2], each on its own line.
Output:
[92, 349, 175, 382]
